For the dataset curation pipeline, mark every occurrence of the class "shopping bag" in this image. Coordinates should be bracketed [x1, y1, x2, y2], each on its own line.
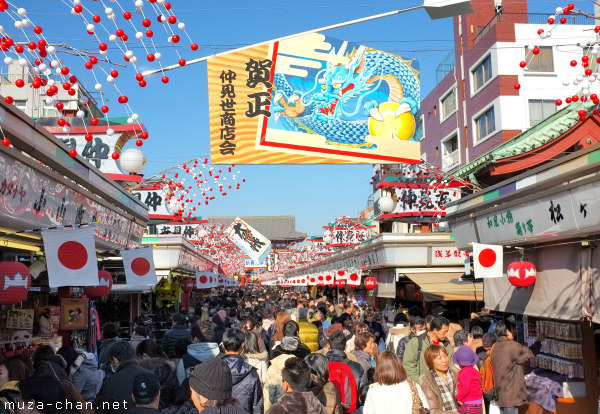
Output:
[487, 401, 501, 414]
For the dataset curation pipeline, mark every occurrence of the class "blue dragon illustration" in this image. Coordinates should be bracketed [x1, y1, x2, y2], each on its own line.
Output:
[271, 44, 421, 148]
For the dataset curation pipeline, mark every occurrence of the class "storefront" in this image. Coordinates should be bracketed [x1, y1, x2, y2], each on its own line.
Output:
[447, 133, 600, 412]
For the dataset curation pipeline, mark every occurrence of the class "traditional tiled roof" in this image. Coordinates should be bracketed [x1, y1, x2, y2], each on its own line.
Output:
[453, 103, 585, 180]
[207, 215, 307, 240]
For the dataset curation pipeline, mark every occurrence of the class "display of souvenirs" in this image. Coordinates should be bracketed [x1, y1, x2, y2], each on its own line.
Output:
[534, 320, 582, 341]
[531, 354, 584, 379]
[36, 306, 60, 335]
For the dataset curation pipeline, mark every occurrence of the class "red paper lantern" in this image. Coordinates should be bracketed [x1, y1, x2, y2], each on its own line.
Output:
[364, 277, 377, 290]
[83, 270, 112, 298]
[0, 262, 31, 304]
[507, 261, 536, 288]
[335, 279, 346, 288]
[180, 279, 197, 292]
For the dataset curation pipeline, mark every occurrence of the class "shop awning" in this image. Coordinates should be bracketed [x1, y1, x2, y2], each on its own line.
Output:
[403, 271, 483, 301]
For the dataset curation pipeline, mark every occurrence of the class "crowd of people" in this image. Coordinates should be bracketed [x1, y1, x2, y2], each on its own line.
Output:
[0, 288, 544, 414]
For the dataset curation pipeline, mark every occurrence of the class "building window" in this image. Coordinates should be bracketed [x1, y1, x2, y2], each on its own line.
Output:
[441, 88, 457, 120]
[526, 46, 554, 72]
[14, 100, 27, 112]
[475, 106, 495, 142]
[472, 55, 492, 92]
[442, 133, 459, 169]
[528, 99, 556, 126]
[420, 114, 425, 140]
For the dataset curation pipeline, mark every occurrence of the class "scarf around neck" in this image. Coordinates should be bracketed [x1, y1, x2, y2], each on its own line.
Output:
[433, 370, 458, 411]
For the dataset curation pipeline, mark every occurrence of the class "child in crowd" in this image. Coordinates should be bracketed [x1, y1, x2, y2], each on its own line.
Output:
[452, 346, 483, 414]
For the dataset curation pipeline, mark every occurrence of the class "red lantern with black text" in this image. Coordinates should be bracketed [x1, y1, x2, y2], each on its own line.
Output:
[336, 279, 346, 288]
[364, 277, 377, 290]
[83, 270, 112, 298]
[507, 261, 536, 288]
[180, 279, 197, 292]
[0, 262, 31, 304]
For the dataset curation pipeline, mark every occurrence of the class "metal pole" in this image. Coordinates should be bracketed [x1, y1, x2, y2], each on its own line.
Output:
[142, 5, 423, 77]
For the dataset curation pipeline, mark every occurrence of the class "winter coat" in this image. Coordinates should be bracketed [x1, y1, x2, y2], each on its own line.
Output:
[94, 360, 154, 414]
[162, 326, 191, 358]
[263, 354, 295, 411]
[160, 400, 198, 414]
[363, 380, 429, 414]
[419, 368, 460, 414]
[69, 352, 105, 401]
[244, 351, 269, 384]
[202, 406, 247, 414]
[34, 353, 69, 380]
[221, 355, 263, 414]
[99, 337, 121, 367]
[137, 357, 176, 408]
[309, 374, 342, 414]
[265, 391, 327, 414]
[297, 321, 319, 352]
[403, 334, 454, 382]
[490, 336, 534, 408]
[269, 342, 311, 360]
[0, 381, 20, 414]
[176, 342, 221, 384]
[385, 324, 411, 354]
[350, 350, 374, 376]
[325, 349, 368, 395]
[130, 334, 148, 353]
[314, 347, 358, 363]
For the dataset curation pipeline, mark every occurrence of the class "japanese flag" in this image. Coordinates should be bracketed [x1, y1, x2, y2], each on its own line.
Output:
[335, 269, 348, 280]
[323, 271, 335, 285]
[473, 243, 503, 278]
[347, 269, 362, 287]
[42, 227, 99, 288]
[197, 271, 218, 289]
[121, 247, 157, 288]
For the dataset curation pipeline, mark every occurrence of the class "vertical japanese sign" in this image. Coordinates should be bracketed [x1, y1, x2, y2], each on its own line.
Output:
[208, 33, 421, 164]
[225, 217, 272, 263]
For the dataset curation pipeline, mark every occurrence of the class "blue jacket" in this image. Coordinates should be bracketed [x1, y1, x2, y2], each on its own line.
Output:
[221, 355, 264, 414]
[162, 326, 190, 358]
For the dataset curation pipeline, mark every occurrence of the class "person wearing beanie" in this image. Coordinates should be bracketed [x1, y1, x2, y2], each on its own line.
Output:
[130, 373, 161, 414]
[452, 346, 483, 414]
[189, 357, 245, 414]
[265, 357, 326, 414]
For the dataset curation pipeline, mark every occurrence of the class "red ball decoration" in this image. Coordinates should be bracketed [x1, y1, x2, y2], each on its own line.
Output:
[532, 47, 540, 55]
[162, 76, 169, 83]
[111, 70, 119, 78]
[83, 270, 113, 297]
[116, 29, 124, 37]
[1, 138, 10, 146]
[594, 109, 600, 115]
[68, 88, 76, 96]
[178, 58, 186, 66]
[364, 277, 377, 289]
[140, 131, 149, 139]
[578, 109, 586, 116]
[507, 261, 536, 288]
[101, 106, 109, 113]
[142, 18, 151, 27]
[596, 26, 600, 33]
[69, 149, 77, 157]
[135, 73, 144, 81]
[38, 39, 47, 48]
[136, 139, 143, 146]
[548, 17, 555, 24]
[570, 60, 577, 67]
[28, 42, 36, 50]
[147, 53, 155, 62]
[560, 17, 567, 24]
[0, 262, 31, 304]
[15, 79, 24, 88]
[555, 99, 562, 106]
[139, 80, 147, 87]
[191, 43, 199, 51]
[57, 118, 66, 127]
[4, 96, 13, 104]
[15, 45, 24, 53]
[74, 4, 83, 13]
[33, 26, 42, 34]
[85, 133, 93, 141]
[85, 62, 93, 70]
[537, 29, 544, 35]
[112, 152, 119, 160]
[171, 34, 180, 43]
[61, 67, 69, 75]
[164, 2, 172, 10]
[117, 96, 128, 104]
[586, 69, 593, 76]
[90, 117, 99, 126]
[566, 97, 572, 103]
[146, 30, 154, 37]
[56, 102, 64, 111]
[123, 11, 132, 19]
[168, 15, 177, 24]
[93, 15, 101, 23]
[514, 83, 521, 90]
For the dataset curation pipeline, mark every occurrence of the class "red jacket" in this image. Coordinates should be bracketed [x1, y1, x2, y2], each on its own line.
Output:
[456, 366, 482, 403]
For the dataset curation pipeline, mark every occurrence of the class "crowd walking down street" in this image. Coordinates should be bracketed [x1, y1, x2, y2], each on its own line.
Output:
[0, 287, 548, 414]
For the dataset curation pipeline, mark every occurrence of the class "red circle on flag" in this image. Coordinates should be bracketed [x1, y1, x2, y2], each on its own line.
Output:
[131, 258, 150, 276]
[57, 241, 88, 270]
[318, 275, 323, 281]
[337, 270, 345, 276]
[326, 275, 332, 281]
[479, 248, 496, 268]
[199, 275, 208, 284]
[349, 273, 358, 281]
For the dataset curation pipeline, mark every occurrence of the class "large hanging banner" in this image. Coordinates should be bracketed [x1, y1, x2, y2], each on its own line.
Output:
[208, 33, 421, 164]
[225, 217, 272, 263]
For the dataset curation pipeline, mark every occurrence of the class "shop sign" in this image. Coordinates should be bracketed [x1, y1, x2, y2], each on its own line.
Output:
[225, 217, 272, 262]
[266, 253, 279, 272]
[157, 224, 199, 240]
[471, 180, 600, 246]
[380, 186, 460, 217]
[326, 228, 369, 247]
[0, 150, 139, 250]
[178, 248, 210, 272]
[56, 132, 123, 174]
[430, 247, 470, 266]
[132, 189, 172, 216]
[245, 258, 267, 269]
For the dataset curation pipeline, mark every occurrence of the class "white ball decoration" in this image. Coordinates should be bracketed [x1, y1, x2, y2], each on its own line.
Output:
[109, 34, 117, 42]
[135, 0, 144, 7]
[160, 15, 167, 23]
[74, 0, 82, 5]
[127, 118, 133, 124]
[17, 8, 27, 17]
[76, 110, 85, 118]
[47, 46, 56, 54]
[131, 113, 139, 120]
[86, 24, 95, 33]
[94, 83, 103, 91]
[0, 25, 4, 33]
[107, 13, 116, 21]
[178, 22, 185, 30]
[99, 50, 108, 56]
[3, 57, 12, 65]
[119, 148, 146, 174]
[38, 63, 47, 71]
[125, 50, 134, 58]
[135, 31, 144, 40]
[80, 96, 89, 104]
[556, 7, 563, 14]
[155, 52, 162, 61]
[104, 7, 113, 15]
[106, 128, 115, 136]
[106, 75, 115, 83]
[563, 80, 570, 86]
[18, 58, 28, 67]
[14, 21, 23, 30]
[22, 19, 31, 27]
[378, 195, 395, 213]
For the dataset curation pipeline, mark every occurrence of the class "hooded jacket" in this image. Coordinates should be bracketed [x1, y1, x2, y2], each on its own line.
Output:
[265, 391, 327, 414]
[385, 324, 411, 353]
[176, 342, 221, 384]
[325, 348, 368, 394]
[263, 354, 295, 411]
[309, 375, 343, 414]
[221, 354, 263, 414]
[244, 351, 269, 384]
[69, 352, 106, 401]
[350, 350, 374, 376]
[34, 353, 69, 381]
[269, 337, 311, 360]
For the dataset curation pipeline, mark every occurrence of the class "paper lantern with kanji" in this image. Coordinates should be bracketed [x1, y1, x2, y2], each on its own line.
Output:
[83, 270, 112, 298]
[507, 261, 536, 287]
[335, 279, 346, 288]
[364, 277, 377, 290]
[0, 262, 31, 304]
[180, 279, 197, 292]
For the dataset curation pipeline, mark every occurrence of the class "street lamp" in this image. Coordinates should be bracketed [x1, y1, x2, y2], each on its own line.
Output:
[142, 0, 473, 77]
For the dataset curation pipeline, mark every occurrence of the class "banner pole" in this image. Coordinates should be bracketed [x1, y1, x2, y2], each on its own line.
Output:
[141, 6, 423, 77]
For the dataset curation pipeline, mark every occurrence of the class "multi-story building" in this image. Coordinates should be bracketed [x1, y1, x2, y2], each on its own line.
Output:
[420, 0, 595, 177]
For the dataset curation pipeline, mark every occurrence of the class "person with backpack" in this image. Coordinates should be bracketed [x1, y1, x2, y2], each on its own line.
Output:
[175, 322, 221, 385]
[419, 344, 460, 413]
[384, 313, 410, 354]
[326, 330, 367, 414]
[403, 316, 454, 382]
[363, 351, 429, 414]
[396, 316, 427, 360]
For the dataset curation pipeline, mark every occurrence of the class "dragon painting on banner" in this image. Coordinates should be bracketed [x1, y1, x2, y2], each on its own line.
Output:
[208, 33, 422, 164]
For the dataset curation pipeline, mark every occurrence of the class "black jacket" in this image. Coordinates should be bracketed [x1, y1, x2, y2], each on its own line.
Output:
[34, 354, 69, 381]
[162, 326, 191, 358]
[221, 355, 263, 414]
[94, 361, 154, 414]
[325, 349, 367, 393]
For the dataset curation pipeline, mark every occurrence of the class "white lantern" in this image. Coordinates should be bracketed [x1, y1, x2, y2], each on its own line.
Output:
[378, 195, 395, 213]
[323, 231, 333, 244]
[119, 148, 146, 174]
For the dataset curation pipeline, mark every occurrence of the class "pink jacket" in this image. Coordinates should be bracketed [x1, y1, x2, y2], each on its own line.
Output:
[456, 366, 482, 403]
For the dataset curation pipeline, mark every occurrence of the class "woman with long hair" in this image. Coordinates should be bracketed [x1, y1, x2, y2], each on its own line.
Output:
[243, 331, 269, 384]
[304, 354, 342, 414]
[363, 351, 429, 414]
[269, 311, 291, 357]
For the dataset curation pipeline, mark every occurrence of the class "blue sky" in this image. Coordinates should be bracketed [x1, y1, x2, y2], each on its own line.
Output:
[21, 0, 584, 236]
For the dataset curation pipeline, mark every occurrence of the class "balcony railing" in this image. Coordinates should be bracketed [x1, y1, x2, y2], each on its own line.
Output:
[443, 150, 460, 171]
[473, 13, 596, 46]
